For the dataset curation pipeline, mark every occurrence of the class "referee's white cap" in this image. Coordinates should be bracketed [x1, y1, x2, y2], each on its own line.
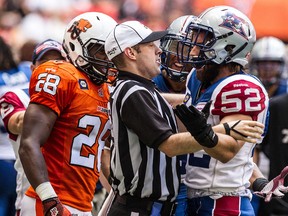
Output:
[105, 20, 168, 60]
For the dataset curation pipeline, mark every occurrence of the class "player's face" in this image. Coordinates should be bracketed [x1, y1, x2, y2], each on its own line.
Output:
[165, 40, 193, 74]
[256, 60, 282, 86]
[89, 43, 107, 60]
[188, 31, 207, 59]
[189, 31, 219, 83]
[135, 41, 162, 79]
[196, 64, 220, 83]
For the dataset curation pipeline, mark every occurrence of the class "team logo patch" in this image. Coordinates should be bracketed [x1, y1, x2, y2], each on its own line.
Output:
[67, 18, 92, 40]
[183, 93, 191, 103]
[219, 12, 248, 40]
[97, 106, 109, 114]
[98, 88, 104, 97]
[79, 79, 88, 89]
[49, 207, 58, 216]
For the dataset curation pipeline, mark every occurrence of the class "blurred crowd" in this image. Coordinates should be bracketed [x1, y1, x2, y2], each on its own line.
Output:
[0, 0, 194, 62]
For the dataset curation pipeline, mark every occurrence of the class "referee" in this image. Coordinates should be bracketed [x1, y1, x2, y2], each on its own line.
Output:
[104, 20, 264, 216]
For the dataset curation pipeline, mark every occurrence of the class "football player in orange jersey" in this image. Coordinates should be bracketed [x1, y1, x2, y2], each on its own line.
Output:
[19, 12, 117, 216]
[0, 38, 65, 216]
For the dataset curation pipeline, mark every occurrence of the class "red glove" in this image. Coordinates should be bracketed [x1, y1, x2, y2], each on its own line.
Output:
[42, 197, 71, 216]
[254, 166, 288, 202]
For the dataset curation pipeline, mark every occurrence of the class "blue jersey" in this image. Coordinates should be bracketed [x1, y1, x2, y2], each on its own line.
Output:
[273, 78, 288, 97]
[0, 62, 31, 160]
[0, 62, 31, 95]
[153, 73, 171, 93]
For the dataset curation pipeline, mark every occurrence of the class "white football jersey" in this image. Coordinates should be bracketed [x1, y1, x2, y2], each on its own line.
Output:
[0, 88, 30, 209]
[184, 71, 269, 195]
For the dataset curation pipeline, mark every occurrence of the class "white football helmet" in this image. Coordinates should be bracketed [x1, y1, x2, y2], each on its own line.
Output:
[179, 6, 256, 69]
[160, 15, 196, 82]
[250, 36, 287, 87]
[63, 12, 117, 84]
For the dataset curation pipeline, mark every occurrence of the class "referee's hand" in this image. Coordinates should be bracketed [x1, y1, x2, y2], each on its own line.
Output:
[174, 101, 218, 148]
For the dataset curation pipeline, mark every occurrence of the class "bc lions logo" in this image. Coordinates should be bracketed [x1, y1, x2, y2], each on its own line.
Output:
[75, 18, 92, 32]
[67, 18, 92, 40]
[219, 12, 248, 40]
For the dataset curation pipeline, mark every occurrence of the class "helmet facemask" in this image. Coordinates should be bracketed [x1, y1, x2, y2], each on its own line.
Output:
[250, 36, 287, 88]
[254, 60, 284, 88]
[178, 22, 217, 69]
[160, 34, 193, 82]
[74, 38, 117, 85]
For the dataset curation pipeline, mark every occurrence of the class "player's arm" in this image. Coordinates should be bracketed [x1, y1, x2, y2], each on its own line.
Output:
[8, 110, 25, 135]
[161, 93, 185, 108]
[19, 103, 71, 215]
[171, 103, 263, 162]
[159, 126, 243, 163]
[19, 103, 57, 189]
[101, 138, 111, 179]
[250, 162, 265, 185]
[0, 91, 27, 135]
[99, 138, 112, 192]
[203, 113, 253, 162]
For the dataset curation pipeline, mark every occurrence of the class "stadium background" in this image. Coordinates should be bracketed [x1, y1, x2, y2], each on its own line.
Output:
[0, 0, 287, 59]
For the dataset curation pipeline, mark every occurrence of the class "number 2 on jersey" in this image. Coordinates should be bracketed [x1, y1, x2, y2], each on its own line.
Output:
[188, 152, 211, 168]
[71, 115, 110, 170]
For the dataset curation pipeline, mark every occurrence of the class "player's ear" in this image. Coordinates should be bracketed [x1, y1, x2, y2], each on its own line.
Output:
[30, 64, 36, 72]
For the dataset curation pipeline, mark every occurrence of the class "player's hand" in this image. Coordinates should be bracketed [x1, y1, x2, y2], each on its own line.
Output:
[223, 120, 264, 143]
[174, 101, 218, 148]
[254, 166, 288, 202]
[42, 197, 71, 216]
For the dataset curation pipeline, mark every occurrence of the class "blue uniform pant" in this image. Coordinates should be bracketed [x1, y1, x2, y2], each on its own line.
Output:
[0, 159, 17, 216]
[187, 195, 254, 216]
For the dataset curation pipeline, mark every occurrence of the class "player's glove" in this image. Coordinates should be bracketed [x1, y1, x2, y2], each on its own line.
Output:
[42, 197, 71, 216]
[253, 166, 288, 202]
[174, 101, 218, 148]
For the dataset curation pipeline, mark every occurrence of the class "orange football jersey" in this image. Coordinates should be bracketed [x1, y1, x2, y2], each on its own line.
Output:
[26, 60, 110, 211]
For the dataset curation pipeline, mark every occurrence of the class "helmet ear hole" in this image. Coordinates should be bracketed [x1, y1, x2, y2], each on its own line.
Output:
[225, 45, 236, 54]
[69, 42, 75, 51]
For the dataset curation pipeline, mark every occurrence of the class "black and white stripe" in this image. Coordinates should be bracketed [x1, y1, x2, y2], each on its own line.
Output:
[109, 72, 180, 202]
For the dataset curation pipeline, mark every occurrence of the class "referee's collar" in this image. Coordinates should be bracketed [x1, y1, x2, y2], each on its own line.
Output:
[117, 70, 156, 88]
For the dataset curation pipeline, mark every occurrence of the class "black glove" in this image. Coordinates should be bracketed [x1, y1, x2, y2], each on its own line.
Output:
[174, 101, 218, 148]
[42, 197, 71, 216]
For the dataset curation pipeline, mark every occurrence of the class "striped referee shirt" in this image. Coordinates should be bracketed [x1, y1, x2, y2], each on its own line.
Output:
[109, 71, 180, 202]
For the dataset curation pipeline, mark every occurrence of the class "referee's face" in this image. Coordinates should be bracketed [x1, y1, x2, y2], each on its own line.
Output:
[134, 41, 162, 79]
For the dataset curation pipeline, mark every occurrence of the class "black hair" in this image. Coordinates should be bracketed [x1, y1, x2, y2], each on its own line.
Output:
[0, 36, 17, 70]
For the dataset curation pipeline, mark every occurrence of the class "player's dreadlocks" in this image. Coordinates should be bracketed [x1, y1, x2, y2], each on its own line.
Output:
[0, 36, 17, 70]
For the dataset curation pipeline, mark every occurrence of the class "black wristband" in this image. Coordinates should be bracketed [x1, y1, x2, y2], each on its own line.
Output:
[223, 123, 230, 135]
[252, 177, 269, 191]
[108, 175, 112, 185]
